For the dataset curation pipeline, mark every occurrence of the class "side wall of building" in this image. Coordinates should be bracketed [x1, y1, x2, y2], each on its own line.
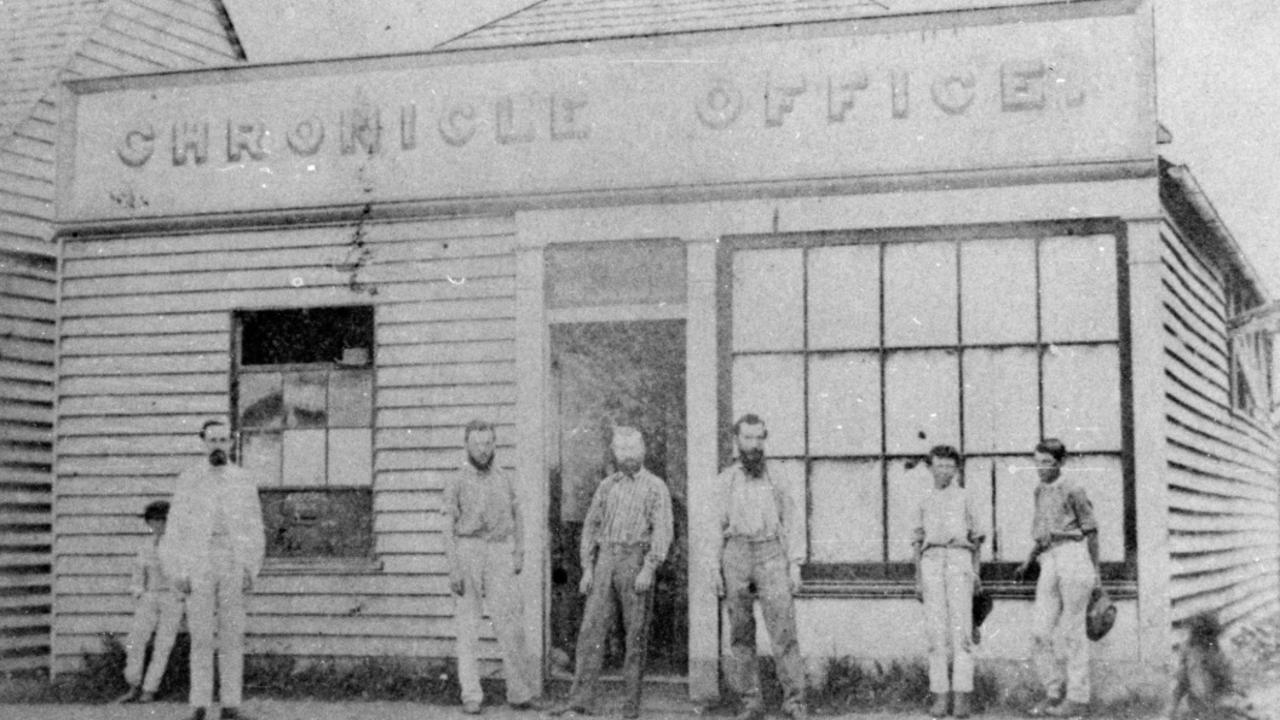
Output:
[1160, 217, 1280, 626]
[52, 216, 518, 671]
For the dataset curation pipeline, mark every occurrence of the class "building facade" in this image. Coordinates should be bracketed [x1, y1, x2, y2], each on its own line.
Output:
[2, 0, 242, 673]
[49, 0, 1278, 700]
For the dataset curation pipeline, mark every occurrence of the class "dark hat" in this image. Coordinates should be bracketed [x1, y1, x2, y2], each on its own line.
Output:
[142, 501, 170, 521]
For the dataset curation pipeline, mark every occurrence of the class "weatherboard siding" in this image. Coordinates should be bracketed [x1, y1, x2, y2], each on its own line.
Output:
[1161, 219, 1280, 627]
[52, 216, 517, 671]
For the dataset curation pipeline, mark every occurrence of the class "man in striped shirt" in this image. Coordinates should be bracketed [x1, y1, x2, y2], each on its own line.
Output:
[550, 426, 674, 719]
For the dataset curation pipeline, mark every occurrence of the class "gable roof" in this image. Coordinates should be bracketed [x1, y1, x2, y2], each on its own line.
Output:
[438, 0, 1053, 50]
[0, 0, 109, 145]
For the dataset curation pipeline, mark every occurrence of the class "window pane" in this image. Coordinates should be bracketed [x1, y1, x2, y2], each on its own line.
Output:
[284, 371, 328, 428]
[260, 488, 373, 558]
[960, 457, 996, 562]
[240, 432, 282, 487]
[884, 350, 960, 455]
[961, 238, 1037, 344]
[733, 354, 805, 457]
[808, 245, 879, 349]
[1040, 235, 1119, 342]
[328, 428, 373, 487]
[329, 369, 374, 427]
[886, 459, 932, 561]
[239, 372, 284, 430]
[808, 352, 881, 456]
[546, 239, 686, 308]
[1063, 455, 1125, 562]
[810, 460, 882, 562]
[733, 249, 804, 351]
[993, 455, 1039, 562]
[963, 348, 1039, 454]
[1043, 344, 1121, 452]
[283, 428, 327, 486]
[884, 240, 957, 347]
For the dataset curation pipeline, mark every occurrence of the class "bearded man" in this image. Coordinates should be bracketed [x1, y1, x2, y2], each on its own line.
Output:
[714, 414, 808, 720]
[159, 419, 264, 720]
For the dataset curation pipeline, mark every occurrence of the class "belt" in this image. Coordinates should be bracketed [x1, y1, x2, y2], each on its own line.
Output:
[922, 543, 974, 552]
[1045, 535, 1085, 549]
[603, 541, 650, 551]
[726, 536, 782, 546]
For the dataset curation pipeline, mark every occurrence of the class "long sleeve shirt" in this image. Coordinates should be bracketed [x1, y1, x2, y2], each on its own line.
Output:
[579, 467, 673, 572]
[130, 539, 173, 595]
[1031, 477, 1098, 549]
[159, 462, 266, 583]
[442, 462, 523, 556]
[912, 483, 987, 551]
[717, 461, 804, 564]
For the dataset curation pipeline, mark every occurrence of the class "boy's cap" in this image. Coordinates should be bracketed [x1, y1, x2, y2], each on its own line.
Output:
[142, 501, 170, 521]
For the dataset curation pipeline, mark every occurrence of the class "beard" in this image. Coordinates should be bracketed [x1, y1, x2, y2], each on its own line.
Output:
[740, 448, 765, 476]
[208, 448, 228, 467]
[468, 452, 494, 472]
[617, 458, 642, 476]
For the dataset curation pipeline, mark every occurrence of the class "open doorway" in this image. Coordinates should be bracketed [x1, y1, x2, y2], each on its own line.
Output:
[548, 320, 688, 678]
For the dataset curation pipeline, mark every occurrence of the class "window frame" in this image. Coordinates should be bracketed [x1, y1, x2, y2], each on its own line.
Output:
[717, 222, 1136, 590]
[231, 305, 378, 567]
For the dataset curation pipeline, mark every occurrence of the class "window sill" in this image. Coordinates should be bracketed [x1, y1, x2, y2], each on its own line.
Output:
[260, 557, 383, 575]
[795, 579, 1138, 600]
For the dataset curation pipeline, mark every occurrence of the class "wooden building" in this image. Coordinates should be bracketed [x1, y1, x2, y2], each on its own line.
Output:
[49, 0, 1279, 699]
[1, 0, 242, 673]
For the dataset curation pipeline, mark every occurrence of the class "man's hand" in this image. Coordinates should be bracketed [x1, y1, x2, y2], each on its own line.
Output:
[788, 564, 802, 595]
[914, 581, 923, 604]
[1014, 561, 1033, 583]
[579, 567, 593, 595]
[242, 569, 254, 593]
[713, 569, 725, 598]
[450, 570, 465, 596]
[634, 565, 655, 594]
[174, 577, 192, 595]
[512, 551, 524, 576]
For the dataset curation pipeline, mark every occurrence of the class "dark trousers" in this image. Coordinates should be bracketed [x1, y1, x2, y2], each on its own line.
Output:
[568, 544, 653, 711]
[723, 538, 806, 713]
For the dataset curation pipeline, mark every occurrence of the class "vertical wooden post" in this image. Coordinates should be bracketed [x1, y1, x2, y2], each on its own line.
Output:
[514, 215, 548, 692]
[1126, 217, 1173, 670]
[686, 236, 721, 703]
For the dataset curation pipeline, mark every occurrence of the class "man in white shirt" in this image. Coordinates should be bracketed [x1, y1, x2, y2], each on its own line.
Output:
[159, 419, 265, 720]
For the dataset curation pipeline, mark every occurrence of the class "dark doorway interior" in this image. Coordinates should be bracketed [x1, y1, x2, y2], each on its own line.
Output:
[548, 320, 688, 678]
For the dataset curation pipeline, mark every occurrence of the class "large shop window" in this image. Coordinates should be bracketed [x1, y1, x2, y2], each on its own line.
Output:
[727, 233, 1128, 582]
[234, 306, 375, 561]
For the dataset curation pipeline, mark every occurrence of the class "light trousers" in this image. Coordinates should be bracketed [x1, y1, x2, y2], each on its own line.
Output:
[722, 538, 806, 714]
[123, 590, 184, 692]
[1032, 541, 1096, 704]
[186, 543, 246, 708]
[454, 537, 536, 706]
[920, 547, 976, 693]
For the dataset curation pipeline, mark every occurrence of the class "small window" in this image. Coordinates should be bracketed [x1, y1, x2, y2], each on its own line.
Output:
[234, 306, 375, 560]
[1227, 278, 1273, 418]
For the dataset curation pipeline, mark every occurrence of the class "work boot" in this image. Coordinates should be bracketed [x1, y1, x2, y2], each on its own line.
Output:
[1045, 700, 1087, 718]
[953, 692, 972, 718]
[186, 709, 208, 720]
[138, 690, 155, 703]
[930, 692, 951, 717]
[113, 685, 140, 703]
[734, 702, 765, 720]
[220, 708, 253, 720]
[1028, 696, 1061, 717]
[462, 699, 482, 714]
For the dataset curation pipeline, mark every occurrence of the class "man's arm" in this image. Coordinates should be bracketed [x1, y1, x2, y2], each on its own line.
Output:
[579, 480, 607, 593]
[509, 471, 524, 574]
[441, 471, 462, 594]
[774, 475, 804, 593]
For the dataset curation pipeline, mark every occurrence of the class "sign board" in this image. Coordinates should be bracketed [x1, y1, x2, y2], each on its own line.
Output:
[62, 9, 1153, 221]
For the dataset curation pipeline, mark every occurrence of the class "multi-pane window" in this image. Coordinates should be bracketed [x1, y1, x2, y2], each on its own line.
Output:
[234, 307, 375, 560]
[727, 233, 1127, 577]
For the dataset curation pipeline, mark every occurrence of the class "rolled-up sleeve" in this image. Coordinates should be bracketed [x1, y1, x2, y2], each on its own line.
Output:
[1069, 486, 1098, 535]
